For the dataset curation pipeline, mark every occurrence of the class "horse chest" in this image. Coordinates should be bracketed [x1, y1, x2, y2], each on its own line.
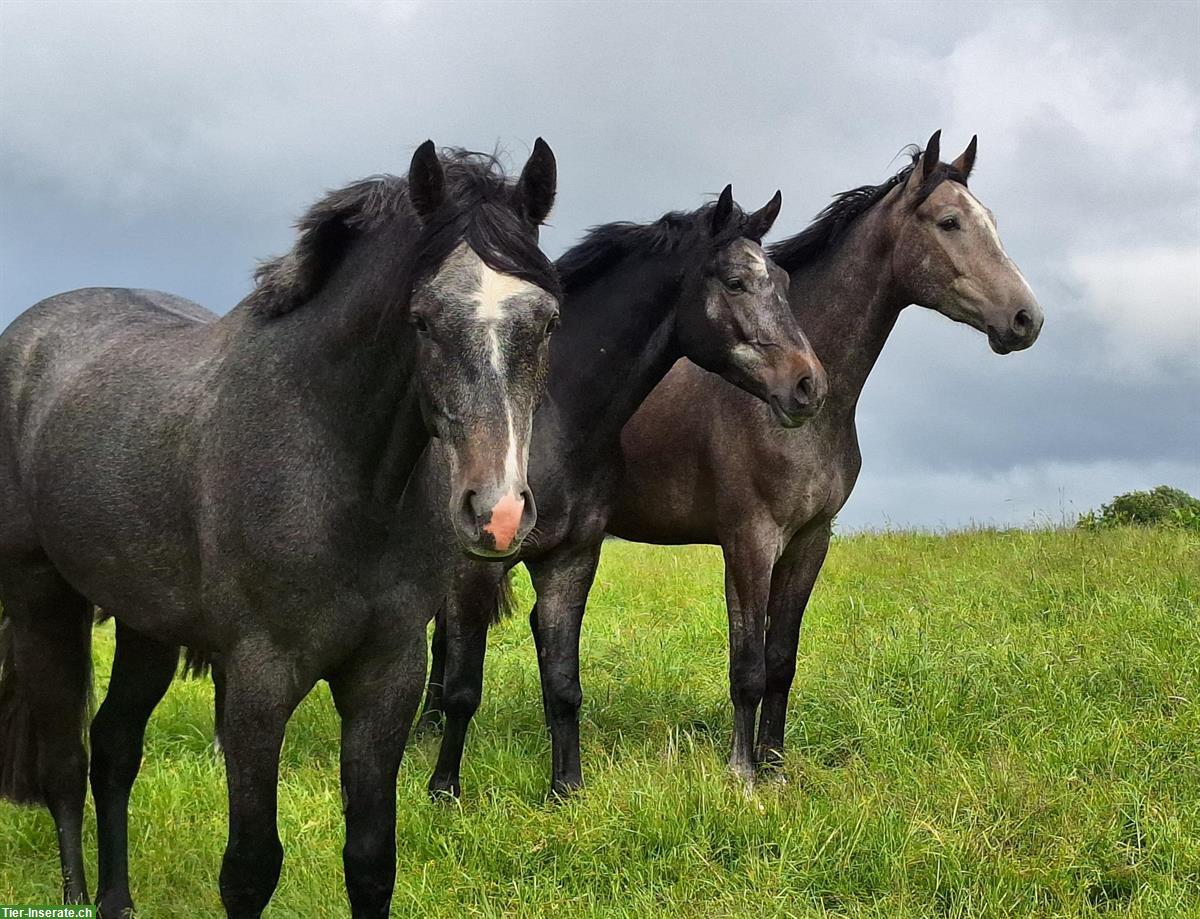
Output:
[530, 463, 619, 559]
[769, 430, 858, 538]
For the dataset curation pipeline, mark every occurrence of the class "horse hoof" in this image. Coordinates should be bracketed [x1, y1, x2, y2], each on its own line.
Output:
[548, 779, 583, 802]
[428, 778, 461, 801]
[759, 768, 789, 788]
[728, 761, 757, 797]
[756, 751, 789, 786]
[96, 893, 135, 918]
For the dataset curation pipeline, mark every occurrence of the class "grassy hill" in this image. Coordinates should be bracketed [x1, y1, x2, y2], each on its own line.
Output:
[1, 529, 1197, 917]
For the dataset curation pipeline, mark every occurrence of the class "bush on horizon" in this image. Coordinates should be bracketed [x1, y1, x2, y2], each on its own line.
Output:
[1078, 484, 1200, 532]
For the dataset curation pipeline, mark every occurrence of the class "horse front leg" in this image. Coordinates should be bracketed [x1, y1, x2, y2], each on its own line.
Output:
[527, 549, 601, 798]
[721, 531, 779, 789]
[330, 630, 425, 918]
[756, 524, 831, 773]
[217, 648, 311, 919]
[428, 568, 502, 799]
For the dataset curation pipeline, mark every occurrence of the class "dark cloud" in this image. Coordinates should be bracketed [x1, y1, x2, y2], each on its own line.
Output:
[2, 0, 1196, 528]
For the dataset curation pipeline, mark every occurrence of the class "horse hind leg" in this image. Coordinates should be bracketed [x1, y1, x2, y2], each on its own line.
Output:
[90, 620, 178, 918]
[0, 560, 93, 903]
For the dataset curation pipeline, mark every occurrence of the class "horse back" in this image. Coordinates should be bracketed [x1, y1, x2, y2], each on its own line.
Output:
[0, 287, 217, 554]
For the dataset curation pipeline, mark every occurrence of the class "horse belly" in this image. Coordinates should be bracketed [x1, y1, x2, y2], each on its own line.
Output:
[606, 470, 720, 547]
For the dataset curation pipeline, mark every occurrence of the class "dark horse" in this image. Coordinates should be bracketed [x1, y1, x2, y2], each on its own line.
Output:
[609, 133, 1045, 784]
[0, 141, 560, 917]
[418, 186, 827, 798]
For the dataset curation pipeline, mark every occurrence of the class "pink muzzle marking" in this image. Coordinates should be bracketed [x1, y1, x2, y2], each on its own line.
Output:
[483, 492, 525, 551]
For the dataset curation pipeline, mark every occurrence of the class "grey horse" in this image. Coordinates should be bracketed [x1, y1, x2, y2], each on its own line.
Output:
[0, 140, 560, 917]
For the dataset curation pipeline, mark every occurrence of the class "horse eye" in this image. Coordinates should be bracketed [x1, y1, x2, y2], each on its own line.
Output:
[724, 277, 746, 293]
[412, 315, 430, 335]
[938, 216, 960, 231]
[544, 315, 560, 338]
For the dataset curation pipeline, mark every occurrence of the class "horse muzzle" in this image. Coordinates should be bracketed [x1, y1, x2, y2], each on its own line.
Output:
[452, 484, 537, 558]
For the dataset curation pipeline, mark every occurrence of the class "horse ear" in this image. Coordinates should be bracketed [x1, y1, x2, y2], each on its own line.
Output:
[743, 190, 782, 242]
[517, 137, 557, 226]
[922, 129, 941, 179]
[904, 129, 942, 193]
[408, 140, 444, 223]
[951, 134, 977, 180]
[711, 184, 735, 235]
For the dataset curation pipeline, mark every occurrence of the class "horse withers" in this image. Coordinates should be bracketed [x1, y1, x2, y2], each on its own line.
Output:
[0, 140, 560, 917]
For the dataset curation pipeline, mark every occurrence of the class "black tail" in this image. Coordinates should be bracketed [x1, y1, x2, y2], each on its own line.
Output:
[489, 571, 516, 624]
[0, 617, 44, 804]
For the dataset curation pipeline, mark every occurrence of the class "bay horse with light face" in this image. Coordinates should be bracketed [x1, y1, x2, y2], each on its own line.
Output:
[0, 141, 560, 917]
[608, 132, 1045, 785]
[418, 186, 827, 798]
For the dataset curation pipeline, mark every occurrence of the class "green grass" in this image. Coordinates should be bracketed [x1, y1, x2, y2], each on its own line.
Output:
[1, 529, 1198, 917]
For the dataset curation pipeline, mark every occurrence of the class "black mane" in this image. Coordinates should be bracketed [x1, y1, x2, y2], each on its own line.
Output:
[768, 146, 968, 274]
[556, 200, 751, 294]
[247, 149, 561, 318]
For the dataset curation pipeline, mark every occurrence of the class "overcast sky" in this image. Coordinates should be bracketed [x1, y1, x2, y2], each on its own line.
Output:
[1, 0, 1197, 529]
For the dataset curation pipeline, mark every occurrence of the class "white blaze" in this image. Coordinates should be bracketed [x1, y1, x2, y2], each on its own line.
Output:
[474, 262, 534, 320]
[957, 188, 1005, 254]
[957, 188, 1036, 298]
[471, 256, 538, 494]
[502, 408, 523, 498]
[474, 260, 537, 371]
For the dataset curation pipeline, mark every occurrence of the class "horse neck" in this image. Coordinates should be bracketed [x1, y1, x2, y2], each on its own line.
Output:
[223, 226, 429, 500]
[548, 252, 686, 449]
[788, 207, 907, 422]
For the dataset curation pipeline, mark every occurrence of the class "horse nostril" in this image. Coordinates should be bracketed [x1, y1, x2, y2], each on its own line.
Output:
[795, 374, 815, 404]
[520, 488, 537, 526]
[1013, 309, 1032, 333]
[457, 490, 480, 537]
